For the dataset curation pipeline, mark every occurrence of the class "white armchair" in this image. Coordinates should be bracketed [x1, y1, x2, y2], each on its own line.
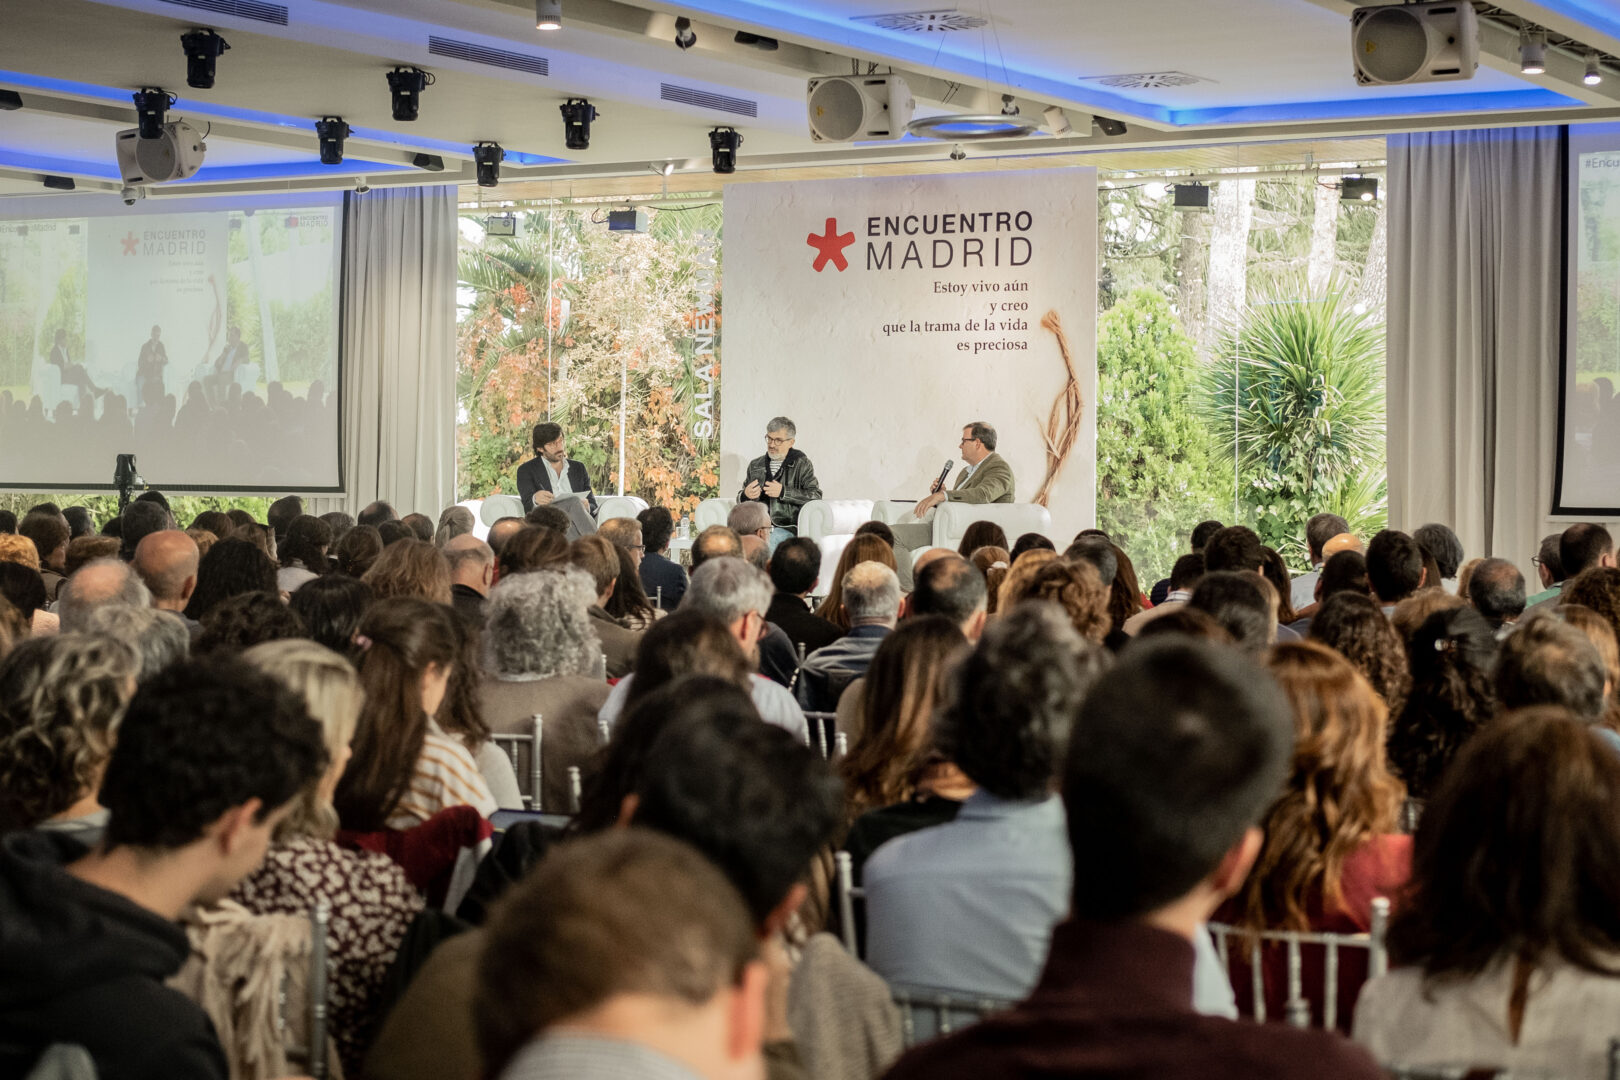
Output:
[595, 495, 648, 523]
[480, 494, 524, 526]
[811, 533, 852, 601]
[796, 499, 875, 544]
[694, 497, 735, 532]
[933, 502, 1054, 554]
[870, 500, 920, 527]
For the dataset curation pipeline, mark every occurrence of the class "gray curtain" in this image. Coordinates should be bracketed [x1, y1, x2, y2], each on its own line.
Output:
[311, 185, 456, 518]
[1386, 126, 1592, 577]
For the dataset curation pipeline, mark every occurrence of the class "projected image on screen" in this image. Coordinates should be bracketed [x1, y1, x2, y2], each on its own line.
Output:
[0, 202, 340, 491]
[1564, 146, 1620, 511]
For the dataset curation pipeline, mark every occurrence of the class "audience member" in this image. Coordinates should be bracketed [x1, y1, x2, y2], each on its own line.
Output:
[1356, 710, 1620, 1077]
[1010, 532, 1055, 563]
[1064, 534, 1119, 590]
[434, 505, 476, 548]
[885, 636, 1381, 1080]
[570, 534, 643, 677]
[603, 543, 661, 630]
[336, 524, 384, 579]
[190, 510, 232, 539]
[1025, 558, 1111, 645]
[224, 508, 257, 532]
[856, 519, 915, 591]
[60, 557, 153, 631]
[438, 609, 522, 810]
[498, 524, 569, 578]
[956, 520, 1008, 560]
[0, 596, 27, 660]
[1134, 604, 1237, 645]
[0, 533, 40, 571]
[1525, 531, 1566, 606]
[1126, 552, 1204, 635]
[1259, 546, 1299, 627]
[358, 501, 397, 528]
[320, 510, 355, 545]
[1292, 513, 1352, 611]
[485, 515, 525, 560]
[1390, 589, 1466, 644]
[266, 495, 303, 545]
[1467, 556, 1527, 633]
[814, 533, 898, 631]
[196, 591, 307, 655]
[62, 506, 93, 539]
[444, 533, 495, 627]
[1494, 612, 1608, 723]
[377, 520, 413, 547]
[1204, 525, 1265, 574]
[333, 597, 497, 831]
[133, 529, 200, 622]
[521, 504, 570, 537]
[0, 563, 49, 637]
[1105, 543, 1145, 639]
[908, 553, 990, 642]
[636, 506, 688, 610]
[288, 574, 374, 660]
[0, 510, 13, 534]
[727, 500, 773, 548]
[797, 561, 901, 713]
[118, 500, 172, 562]
[1413, 523, 1464, 592]
[233, 640, 423, 1077]
[617, 612, 752, 719]
[183, 538, 275, 624]
[1188, 570, 1277, 655]
[362, 538, 453, 605]
[80, 604, 189, 682]
[1550, 604, 1620, 737]
[19, 511, 68, 598]
[1563, 566, 1620, 645]
[765, 536, 841, 654]
[0, 657, 327, 1079]
[1366, 529, 1426, 611]
[1387, 607, 1496, 801]
[1554, 523, 1617, 605]
[277, 514, 332, 593]
[1417, 547, 1444, 594]
[1454, 556, 1484, 603]
[64, 535, 121, 578]
[399, 513, 433, 544]
[965, 544, 1008, 578]
[1308, 592, 1410, 711]
[996, 546, 1057, 611]
[1191, 518, 1226, 550]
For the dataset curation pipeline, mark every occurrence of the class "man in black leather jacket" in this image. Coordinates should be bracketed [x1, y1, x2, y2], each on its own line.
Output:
[737, 416, 822, 554]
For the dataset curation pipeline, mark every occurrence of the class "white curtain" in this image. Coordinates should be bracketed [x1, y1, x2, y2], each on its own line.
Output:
[1386, 127, 1603, 576]
[311, 185, 457, 518]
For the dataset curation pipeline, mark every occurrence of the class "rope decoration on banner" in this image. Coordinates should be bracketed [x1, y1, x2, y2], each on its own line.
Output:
[1034, 309, 1085, 508]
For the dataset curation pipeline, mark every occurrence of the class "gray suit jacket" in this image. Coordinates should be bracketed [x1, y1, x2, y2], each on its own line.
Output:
[947, 452, 1016, 505]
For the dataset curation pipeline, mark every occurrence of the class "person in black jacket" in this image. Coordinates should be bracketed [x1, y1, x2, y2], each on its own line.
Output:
[636, 506, 687, 611]
[737, 417, 822, 553]
[515, 422, 598, 517]
[765, 536, 842, 656]
[0, 657, 327, 1080]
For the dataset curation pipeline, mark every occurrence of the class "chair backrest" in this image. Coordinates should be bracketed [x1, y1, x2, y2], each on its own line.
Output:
[1206, 897, 1390, 1031]
[694, 498, 735, 532]
[596, 495, 649, 522]
[480, 493, 524, 527]
[303, 902, 331, 1080]
[891, 988, 1014, 1049]
[1399, 797, 1423, 835]
[490, 714, 545, 811]
[812, 534, 852, 601]
[933, 502, 1053, 555]
[804, 711, 838, 759]
[797, 499, 876, 543]
[833, 850, 866, 957]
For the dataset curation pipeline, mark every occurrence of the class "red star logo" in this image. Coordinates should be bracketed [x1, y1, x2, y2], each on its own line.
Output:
[806, 217, 855, 272]
[120, 231, 138, 255]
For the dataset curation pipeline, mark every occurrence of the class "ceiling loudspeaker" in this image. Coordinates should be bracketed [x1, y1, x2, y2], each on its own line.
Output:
[1351, 1, 1478, 85]
[806, 74, 914, 142]
[115, 120, 207, 184]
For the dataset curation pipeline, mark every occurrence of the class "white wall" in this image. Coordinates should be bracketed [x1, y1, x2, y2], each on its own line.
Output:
[721, 167, 1098, 542]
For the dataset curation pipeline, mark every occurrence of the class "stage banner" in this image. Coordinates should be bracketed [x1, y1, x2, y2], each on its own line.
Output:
[721, 168, 1097, 542]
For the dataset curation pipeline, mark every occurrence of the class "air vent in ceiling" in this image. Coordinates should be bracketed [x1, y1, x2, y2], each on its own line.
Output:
[660, 83, 757, 118]
[428, 36, 548, 76]
[156, 0, 288, 25]
[853, 10, 988, 32]
[1084, 71, 1205, 89]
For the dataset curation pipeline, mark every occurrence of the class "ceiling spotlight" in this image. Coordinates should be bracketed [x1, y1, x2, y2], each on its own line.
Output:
[1341, 175, 1378, 202]
[1173, 182, 1211, 210]
[386, 67, 434, 122]
[536, 0, 561, 30]
[709, 126, 742, 173]
[180, 29, 230, 90]
[473, 141, 505, 187]
[1587, 53, 1604, 86]
[412, 152, 445, 171]
[560, 98, 597, 150]
[949, 144, 967, 161]
[1043, 105, 1072, 136]
[315, 116, 350, 165]
[674, 16, 697, 49]
[1094, 115, 1128, 137]
[734, 30, 778, 51]
[42, 175, 75, 191]
[1000, 94, 1020, 117]
[0, 90, 21, 111]
[1520, 30, 1547, 75]
[132, 88, 175, 141]
[650, 160, 675, 176]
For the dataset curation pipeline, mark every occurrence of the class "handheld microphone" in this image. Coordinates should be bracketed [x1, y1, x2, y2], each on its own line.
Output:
[934, 459, 954, 492]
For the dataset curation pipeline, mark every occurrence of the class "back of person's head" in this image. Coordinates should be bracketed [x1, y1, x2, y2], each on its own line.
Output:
[62, 507, 94, 539]
[361, 537, 451, 604]
[333, 596, 459, 831]
[499, 524, 569, 577]
[1495, 612, 1608, 722]
[0, 534, 39, 571]
[682, 556, 770, 627]
[1561, 523, 1616, 578]
[99, 657, 327, 864]
[1203, 525, 1264, 573]
[118, 501, 172, 562]
[59, 558, 154, 630]
[433, 506, 476, 548]
[1307, 591, 1410, 709]
[1414, 523, 1464, 580]
[634, 701, 844, 926]
[81, 605, 188, 682]
[279, 514, 332, 575]
[335, 524, 383, 579]
[376, 520, 413, 547]
[1389, 606, 1498, 800]
[841, 561, 901, 626]
[1366, 529, 1426, 603]
[638, 506, 675, 553]
[1306, 513, 1352, 562]
[1164, 551, 1205, 593]
[0, 634, 139, 831]
[357, 501, 396, 528]
[1392, 589, 1467, 644]
[184, 538, 275, 622]
[400, 513, 434, 543]
[691, 524, 742, 570]
[525, 504, 571, 534]
[1258, 547, 1297, 624]
[727, 501, 771, 536]
[1022, 558, 1109, 644]
[1318, 549, 1369, 602]
[319, 510, 355, 537]
[482, 568, 600, 679]
[226, 509, 258, 533]
[197, 591, 307, 656]
[443, 533, 494, 582]
[19, 511, 68, 569]
[267, 495, 304, 540]
[1062, 535, 1117, 586]
[1467, 557, 1526, 627]
[957, 520, 1008, 559]
[623, 611, 752, 714]
[0, 509, 17, 534]
[134, 490, 170, 514]
[854, 520, 897, 549]
[64, 536, 121, 578]
[0, 563, 45, 623]
[814, 534, 899, 629]
[1065, 637, 1294, 920]
[1134, 605, 1235, 645]
[475, 829, 762, 1080]
[191, 510, 233, 539]
[595, 516, 641, 553]
[1191, 519, 1226, 552]
[1010, 532, 1056, 562]
[287, 574, 374, 659]
[938, 603, 1107, 800]
[1538, 532, 1566, 583]
[486, 517, 525, 560]
[910, 554, 988, 624]
[768, 536, 821, 596]
[1563, 566, 1620, 645]
[569, 535, 620, 598]
[133, 529, 200, 606]
[1187, 571, 1275, 654]
[1388, 707, 1620, 977]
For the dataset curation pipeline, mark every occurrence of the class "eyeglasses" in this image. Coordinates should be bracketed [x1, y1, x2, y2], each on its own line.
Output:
[629, 544, 645, 553]
[765, 435, 791, 447]
[959, 436, 979, 446]
[1531, 555, 1544, 567]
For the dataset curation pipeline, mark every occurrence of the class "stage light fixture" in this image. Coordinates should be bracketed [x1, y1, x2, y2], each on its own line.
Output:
[560, 97, 597, 150]
[474, 141, 505, 187]
[536, 0, 561, 30]
[1587, 53, 1604, 85]
[1520, 30, 1547, 75]
[1173, 182, 1211, 210]
[132, 88, 175, 140]
[386, 67, 434, 122]
[1094, 115, 1128, 137]
[1043, 105, 1072, 136]
[1341, 175, 1378, 202]
[734, 30, 778, 51]
[315, 116, 350, 165]
[650, 160, 675, 176]
[674, 16, 697, 49]
[709, 126, 742, 173]
[180, 29, 230, 89]
[949, 144, 967, 161]
[42, 175, 75, 191]
[0, 90, 21, 111]
[1000, 94, 1020, 117]
[412, 152, 445, 171]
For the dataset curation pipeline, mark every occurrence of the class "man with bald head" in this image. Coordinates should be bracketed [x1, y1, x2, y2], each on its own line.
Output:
[132, 530, 199, 620]
[56, 558, 152, 632]
[739, 534, 769, 572]
[796, 561, 902, 713]
[445, 533, 495, 628]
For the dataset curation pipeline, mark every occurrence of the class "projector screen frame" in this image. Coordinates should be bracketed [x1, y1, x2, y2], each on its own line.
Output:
[0, 189, 348, 497]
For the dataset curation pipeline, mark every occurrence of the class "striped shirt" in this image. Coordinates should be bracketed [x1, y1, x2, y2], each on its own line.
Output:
[498, 1033, 704, 1080]
[386, 721, 499, 830]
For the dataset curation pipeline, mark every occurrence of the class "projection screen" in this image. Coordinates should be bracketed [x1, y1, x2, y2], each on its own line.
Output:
[0, 192, 343, 493]
[1560, 124, 1620, 514]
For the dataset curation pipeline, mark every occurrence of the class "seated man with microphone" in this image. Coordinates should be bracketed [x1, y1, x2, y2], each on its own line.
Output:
[892, 420, 1014, 552]
[737, 415, 822, 553]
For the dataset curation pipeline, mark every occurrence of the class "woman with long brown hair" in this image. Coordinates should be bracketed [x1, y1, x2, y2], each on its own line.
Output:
[1022, 559, 1110, 645]
[1308, 591, 1411, 712]
[361, 539, 453, 605]
[1230, 640, 1410, 1031]
[815, 533, 898, 631]
[1106, 542, 1144, 637]
[1259, 546, 1298, 628]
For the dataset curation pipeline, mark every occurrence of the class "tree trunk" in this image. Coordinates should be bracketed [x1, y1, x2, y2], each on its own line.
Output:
[1352, 201, 1388, 318]
[1307, 179, 1339, 296]
[1203, 179, 1255, 355]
